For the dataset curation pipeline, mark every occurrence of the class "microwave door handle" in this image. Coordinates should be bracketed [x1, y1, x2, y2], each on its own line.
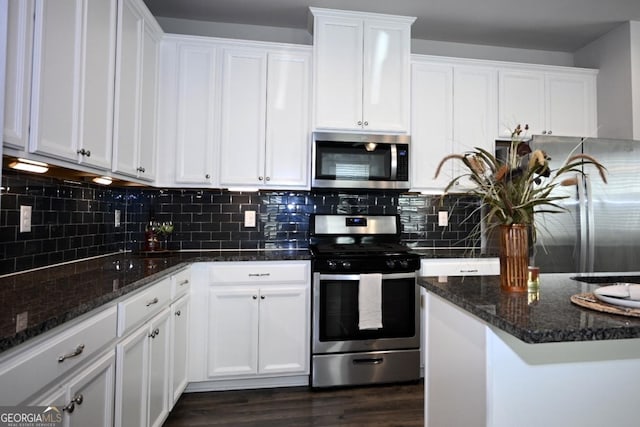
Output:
[390, 144, 398, 180]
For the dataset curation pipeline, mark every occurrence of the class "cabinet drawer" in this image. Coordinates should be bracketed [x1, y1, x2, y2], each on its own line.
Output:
[118, 277, 171, 336]
[209, 261, 310, 285]
[172, 267, 191, 299]
[420, 258, 500, 277]
[0, 305, 117, 405]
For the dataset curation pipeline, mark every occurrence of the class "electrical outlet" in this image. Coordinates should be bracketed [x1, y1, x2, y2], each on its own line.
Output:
[20, 205, 32, 232]
[244, 210, 256, 227]
[115, 209, 121, 227]
[16, 311, 28, 333]
[438, 211, 448, 227]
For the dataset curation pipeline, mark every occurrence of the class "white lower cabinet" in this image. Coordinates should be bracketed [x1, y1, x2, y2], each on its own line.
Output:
[169, 294, 190, 405]
[114, 268, 190, 427]
[188, 261, 310, 390]
[33, 350, 116, 427]
[115, 307, 171, 427]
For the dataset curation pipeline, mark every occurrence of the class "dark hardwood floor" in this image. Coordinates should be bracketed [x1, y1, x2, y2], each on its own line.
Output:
[163, 380, 424, 426]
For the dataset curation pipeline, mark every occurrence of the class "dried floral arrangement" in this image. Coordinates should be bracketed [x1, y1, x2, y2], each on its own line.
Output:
[434, 124, 608, 243]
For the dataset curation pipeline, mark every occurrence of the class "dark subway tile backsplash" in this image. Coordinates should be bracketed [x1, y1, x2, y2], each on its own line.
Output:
[1, 167, 482, 276]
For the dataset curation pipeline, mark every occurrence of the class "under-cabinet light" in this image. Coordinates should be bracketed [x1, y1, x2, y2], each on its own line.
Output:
[92, 176, 113, 185]
[8, 158, 49, 173]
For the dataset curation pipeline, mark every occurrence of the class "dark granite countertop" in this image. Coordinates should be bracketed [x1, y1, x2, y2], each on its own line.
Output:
[0, 250, 311, 354]
[419, 274, 640, 344]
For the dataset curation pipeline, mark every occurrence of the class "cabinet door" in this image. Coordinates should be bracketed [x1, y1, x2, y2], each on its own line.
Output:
[174, 42, 218, 185]
[4, 0, 33, 150]
[147, 308, 171, 427]
[137, 17, 160, 181]
[453, 66, 498, 189]
[115, 324, 149, 427]
[64, 351, 115, 427]
[113, 0, 143, 178]
[219, 48, 267, 187]
[362, 19, 411, 133]
[410, 61, 453, 191]
[79, 0, 116, 170]
[258, 285, 309, 375]
[170, 295, 190, 407]
[546, 72, 596, 137]
[264, 51, 311, 188]
[498, 70, 545, 137]
[29, 0, 82, 160]
[33, 351, 115, 427]
[313, 15, 363, 130]
[207, 286, 259, 377]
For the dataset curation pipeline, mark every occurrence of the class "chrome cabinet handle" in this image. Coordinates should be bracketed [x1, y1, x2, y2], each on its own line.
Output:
[175, 310, 181, 316]
[357, 120, 362, 126]
[265, 176, 270, 181]
[146, 297, 159, 307]
[137, 166, 146, 173]
[58, 344, 85, 363]
[258, 176, 264, 181]
[363, 121, 368, 126]
[178, 279, 189, 286]
[149, 328, 160, 338]
[63, 394, 83, 413]
[260, 295, 265, 300]
[248, 273, 270, 277]
[76, 149, 90, 156]
[205, 174, 210, 179]
[252, 295, 257, 300]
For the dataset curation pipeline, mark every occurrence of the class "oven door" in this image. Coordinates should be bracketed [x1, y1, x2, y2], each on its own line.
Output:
[312, 272, 420, 354]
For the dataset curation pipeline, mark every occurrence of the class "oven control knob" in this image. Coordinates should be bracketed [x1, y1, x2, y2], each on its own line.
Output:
[398, 259, 409, 269]
[327, 260, 337, 270]
[341, 261, 351, 270]
[386, 259, 396, 269]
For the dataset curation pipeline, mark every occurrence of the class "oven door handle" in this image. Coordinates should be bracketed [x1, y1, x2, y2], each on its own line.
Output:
[352, 357, 384, 365]
[317, 272, 416, 281]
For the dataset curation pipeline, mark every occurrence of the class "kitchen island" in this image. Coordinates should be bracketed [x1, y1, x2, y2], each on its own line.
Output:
[419, 274, 640, 427]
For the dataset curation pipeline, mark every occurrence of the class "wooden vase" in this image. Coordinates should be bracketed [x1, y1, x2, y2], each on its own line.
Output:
[499, 224, 529, 292]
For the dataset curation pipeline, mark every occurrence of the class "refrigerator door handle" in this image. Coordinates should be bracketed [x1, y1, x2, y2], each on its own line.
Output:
[576, 174, 589, 272]
[584, 173, 595, 272]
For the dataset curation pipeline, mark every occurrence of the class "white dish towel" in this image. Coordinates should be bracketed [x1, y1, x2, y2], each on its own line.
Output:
[358, 273, 383, 330]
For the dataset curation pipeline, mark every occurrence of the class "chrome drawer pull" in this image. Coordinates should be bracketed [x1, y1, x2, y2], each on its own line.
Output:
[58, 344, 85, 363]
[63, 394, 83, 413]
[175, 310, 181, 316]
[146, 297, 159, 307]
[149, 328, 160, 339]
[352, 357, 383, 365]
[178, 279, 189, 286]
[248, 273, 270, 277]
[459, 269, 479, 273]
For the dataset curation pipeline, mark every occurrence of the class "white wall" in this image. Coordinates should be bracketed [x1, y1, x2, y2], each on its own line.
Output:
[156, 16, 574, 66]
[575, 22, 635, 139]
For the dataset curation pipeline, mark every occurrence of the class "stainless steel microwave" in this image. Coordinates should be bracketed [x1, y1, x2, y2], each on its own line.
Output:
[311, 132, 411, 190]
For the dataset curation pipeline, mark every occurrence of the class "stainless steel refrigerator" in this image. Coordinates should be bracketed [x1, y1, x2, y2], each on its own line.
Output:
[530, 135, 640, 273]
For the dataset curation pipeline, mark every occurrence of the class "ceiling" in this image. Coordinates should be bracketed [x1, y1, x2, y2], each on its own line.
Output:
[142, 0, 640, 52]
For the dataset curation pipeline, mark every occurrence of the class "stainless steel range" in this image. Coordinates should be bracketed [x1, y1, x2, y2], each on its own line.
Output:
[309, 214, 421, 388]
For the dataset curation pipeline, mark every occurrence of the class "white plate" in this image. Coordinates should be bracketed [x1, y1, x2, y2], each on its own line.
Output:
[594, 284, 640, 309]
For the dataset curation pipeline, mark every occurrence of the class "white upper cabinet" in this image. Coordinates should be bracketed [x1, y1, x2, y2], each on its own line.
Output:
[219, 47, 268, 187]
[310, 8, 414, 133]
[113, 0, 161, 181]
[410, 61, 453, 191]
[4, 0, 33, 151]
[410, 57, 497, 193]
[498, 67, 597, 137]
[218, 44, 311, 189]
[162, 38, 219, 186]
[29, 0, 116, 170]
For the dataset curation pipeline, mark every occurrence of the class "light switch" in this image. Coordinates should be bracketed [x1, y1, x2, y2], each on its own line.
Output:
[244, 210, 256, 227]
[20, 205, 32, 232]
[438, 211, 448, 227]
